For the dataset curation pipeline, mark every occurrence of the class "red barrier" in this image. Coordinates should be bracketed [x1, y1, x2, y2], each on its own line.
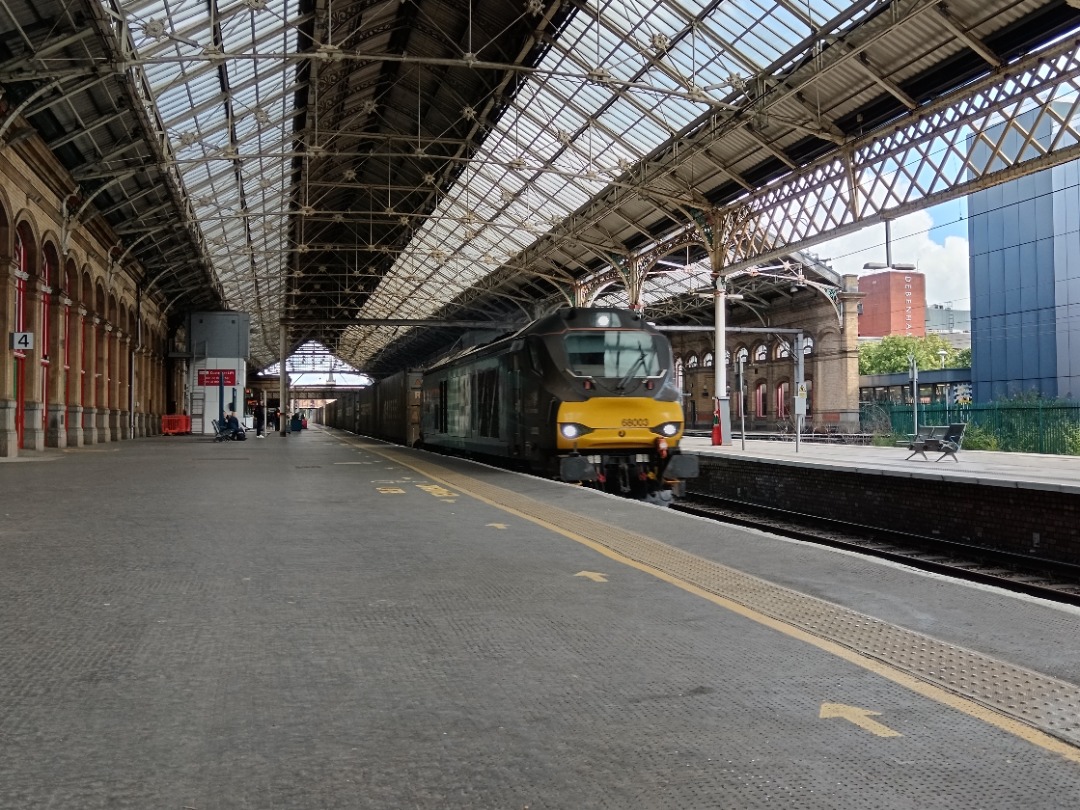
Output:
[161, 415, 191, 435]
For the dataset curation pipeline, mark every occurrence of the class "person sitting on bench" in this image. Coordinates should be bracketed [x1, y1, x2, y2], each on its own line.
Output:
[225, 411, 245, 440]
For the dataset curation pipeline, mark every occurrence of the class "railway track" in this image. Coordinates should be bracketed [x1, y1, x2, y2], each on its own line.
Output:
[673, 493, 1080, 606]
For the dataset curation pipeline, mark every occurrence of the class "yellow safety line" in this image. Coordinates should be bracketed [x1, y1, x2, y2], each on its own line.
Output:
[350, 436, 1080, 766]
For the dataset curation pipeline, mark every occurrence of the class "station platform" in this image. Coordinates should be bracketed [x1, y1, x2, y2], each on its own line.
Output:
[683, 436, 1080, 492]
[681, 436, 1080, 567]
[3, 427, 1080, 808]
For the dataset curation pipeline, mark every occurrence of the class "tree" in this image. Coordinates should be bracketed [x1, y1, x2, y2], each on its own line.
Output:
[858, 334, 961, 375]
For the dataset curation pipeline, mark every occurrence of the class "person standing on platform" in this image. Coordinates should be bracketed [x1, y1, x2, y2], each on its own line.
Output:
[254, 404, 265, 438]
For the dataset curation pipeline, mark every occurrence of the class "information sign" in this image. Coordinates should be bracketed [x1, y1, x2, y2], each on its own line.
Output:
[9, 332, 33, 350]
[197, 368, 237, 386]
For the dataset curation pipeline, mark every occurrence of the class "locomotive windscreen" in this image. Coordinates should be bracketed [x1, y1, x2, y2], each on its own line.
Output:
[564, 331, 661, 378]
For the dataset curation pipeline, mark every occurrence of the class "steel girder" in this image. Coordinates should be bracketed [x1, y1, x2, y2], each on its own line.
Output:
[719, 35, 1080, 274]
[388, 12, 1080, 366]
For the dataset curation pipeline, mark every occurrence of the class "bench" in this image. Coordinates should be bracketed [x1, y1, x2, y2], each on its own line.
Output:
[905, 422, 966, 462]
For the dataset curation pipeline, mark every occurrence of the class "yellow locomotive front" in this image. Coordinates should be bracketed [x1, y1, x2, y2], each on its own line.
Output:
[555, 397, 685, 452]
[536, 309, 698, 500]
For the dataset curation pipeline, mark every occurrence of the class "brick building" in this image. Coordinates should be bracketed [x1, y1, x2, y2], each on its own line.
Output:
[669, 275, 864, 432]
[0, 129, 174, 456]
[857, 270, 926, 337]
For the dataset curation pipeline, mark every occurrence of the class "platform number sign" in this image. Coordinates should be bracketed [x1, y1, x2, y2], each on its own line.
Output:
[9, 332, 33, 351]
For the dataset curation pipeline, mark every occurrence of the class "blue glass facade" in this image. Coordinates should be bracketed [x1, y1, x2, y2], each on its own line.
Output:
[968, 112, 1080, 401]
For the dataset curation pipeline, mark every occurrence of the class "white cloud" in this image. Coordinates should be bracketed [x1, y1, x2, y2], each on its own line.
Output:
[809, 208, 970, 307]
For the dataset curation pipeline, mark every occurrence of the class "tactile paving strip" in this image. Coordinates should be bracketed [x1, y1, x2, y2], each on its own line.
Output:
[366, 441, 1080, 749]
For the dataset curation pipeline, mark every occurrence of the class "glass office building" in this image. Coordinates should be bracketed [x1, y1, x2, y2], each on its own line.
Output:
[968, 109, 1080, 401]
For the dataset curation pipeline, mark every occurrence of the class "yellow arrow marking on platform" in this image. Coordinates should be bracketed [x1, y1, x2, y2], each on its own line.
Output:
[487, 523, 508, 529]
[574, 571, 608, 583]
[819, 703, 902, 737]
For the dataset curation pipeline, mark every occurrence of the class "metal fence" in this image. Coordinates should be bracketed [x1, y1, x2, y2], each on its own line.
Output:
[861, 401, 1080, 455]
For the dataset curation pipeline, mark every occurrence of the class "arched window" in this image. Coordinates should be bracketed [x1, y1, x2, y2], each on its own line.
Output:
[803, 336, 815, 355]
[13, 230, 27, 335]
[753, 344, 767, 362]
[64, 262, 75, 407]
[81, 271, 93, 408]
[703, 351, 713, 368]
[674, 357, 684, 392]
[774, 341, 790, 360]
[776, 381, 790, 418]
[40, 244, 58, 434]
[735, 346, 749, 365]
[42, 245, 58, 361]
[686, 353, 699, 369]
[754, 381, 768, 417]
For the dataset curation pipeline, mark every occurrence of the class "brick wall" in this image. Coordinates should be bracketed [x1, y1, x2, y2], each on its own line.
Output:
[691, 455, 1080, 565]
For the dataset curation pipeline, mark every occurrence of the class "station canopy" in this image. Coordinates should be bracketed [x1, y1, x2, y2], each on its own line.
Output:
[3, 0, 1078, 375]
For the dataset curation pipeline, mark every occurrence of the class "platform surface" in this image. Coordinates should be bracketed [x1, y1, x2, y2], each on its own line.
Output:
[684, 435, 1080, 492]
[2, 426, 1079, 808]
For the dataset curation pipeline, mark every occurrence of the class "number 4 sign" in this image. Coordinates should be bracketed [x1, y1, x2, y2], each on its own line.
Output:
[9, 332, 33, 350]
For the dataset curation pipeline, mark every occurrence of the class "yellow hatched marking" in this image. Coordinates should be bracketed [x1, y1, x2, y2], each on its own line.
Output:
[417, 483, 458, 499]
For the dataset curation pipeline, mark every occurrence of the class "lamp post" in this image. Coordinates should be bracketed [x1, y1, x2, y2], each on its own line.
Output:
[738, 356, 746, 451]
[908, 352, 919, 436]
[938, 348, 947, 369]
[711, 277, 744, 446]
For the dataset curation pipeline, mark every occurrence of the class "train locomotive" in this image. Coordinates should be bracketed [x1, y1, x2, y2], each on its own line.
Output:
[418, 307, 698, 500]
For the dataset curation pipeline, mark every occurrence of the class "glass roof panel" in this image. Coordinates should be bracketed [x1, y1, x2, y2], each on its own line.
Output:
[108, 0, 874, 369]
[111, 0, 300, 359]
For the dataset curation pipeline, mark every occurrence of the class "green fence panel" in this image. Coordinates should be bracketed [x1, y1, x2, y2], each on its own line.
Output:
[860, 401, 1080, 455]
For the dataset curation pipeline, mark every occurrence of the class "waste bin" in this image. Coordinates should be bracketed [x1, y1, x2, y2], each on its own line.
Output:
[290, 414, 303, 432]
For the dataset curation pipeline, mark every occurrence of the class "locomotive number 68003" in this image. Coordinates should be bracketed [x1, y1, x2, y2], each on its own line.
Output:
[320, 308, 699, 503]
[418, 307, 699, 502]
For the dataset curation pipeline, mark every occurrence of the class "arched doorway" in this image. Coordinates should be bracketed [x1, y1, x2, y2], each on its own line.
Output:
[13, 223, 35, 448]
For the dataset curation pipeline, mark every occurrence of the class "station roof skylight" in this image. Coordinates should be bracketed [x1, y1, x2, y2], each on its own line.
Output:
[104, 0, 880, 369]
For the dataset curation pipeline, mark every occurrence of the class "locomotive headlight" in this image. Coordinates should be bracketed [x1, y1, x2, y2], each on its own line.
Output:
[560, 422, 593, 439]
[651, 421, 681, 437]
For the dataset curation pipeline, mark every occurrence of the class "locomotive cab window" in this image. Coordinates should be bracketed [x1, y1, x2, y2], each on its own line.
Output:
[565, 331, 660, 378]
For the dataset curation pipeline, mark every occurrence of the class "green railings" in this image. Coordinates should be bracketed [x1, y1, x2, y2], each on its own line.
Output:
[860, 401, 1080, 455]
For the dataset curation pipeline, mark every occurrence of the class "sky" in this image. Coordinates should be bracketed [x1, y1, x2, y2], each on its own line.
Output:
[809, 198, 971, 308]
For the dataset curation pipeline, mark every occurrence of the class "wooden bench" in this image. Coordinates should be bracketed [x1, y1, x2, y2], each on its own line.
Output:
[905, 422, 967, 462]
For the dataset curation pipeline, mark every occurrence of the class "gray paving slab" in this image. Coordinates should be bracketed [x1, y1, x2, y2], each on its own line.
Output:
[1, 427, 1079, 808]
[396, 441, 1080, 684]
